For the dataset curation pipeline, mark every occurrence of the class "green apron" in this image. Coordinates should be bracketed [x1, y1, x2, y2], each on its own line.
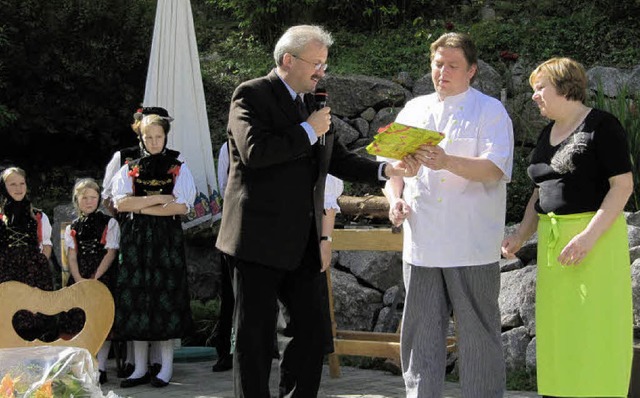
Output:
[536, 212, 632, 396]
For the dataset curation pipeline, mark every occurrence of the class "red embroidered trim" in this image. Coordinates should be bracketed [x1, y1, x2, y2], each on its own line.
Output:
[100, 225, 108, 245]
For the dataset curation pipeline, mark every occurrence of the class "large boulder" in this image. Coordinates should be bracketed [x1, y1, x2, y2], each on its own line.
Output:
[351, 117, 370, 137]
[412, 59, 502, 99]
[337, 250, 403, 292]
[628, 225, 640, 248]
[413, 74, 434, 97]
[330, 267, 383, 331]
[499, 257, 525, 273]
[318, 74, 411, 118]
[332, 115, 360, 146]
[502, 326, 531, 372]
[499, 265, 537, 333]
[504, 224, 538, 264]
[505, 92, 548, 147]
[373, 306, 402, 333]
[368, 107, 402, 138]
[627, 66, 640, 95]
[587, 66, 628, 98]
[525, 337, 537, 371]
[631, 259, 640, 327]
[471, 59, 503, 99]
[628, 211, 640, 228]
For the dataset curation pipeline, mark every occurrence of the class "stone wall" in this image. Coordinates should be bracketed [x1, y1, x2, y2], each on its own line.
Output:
[51, 59, 640, 375]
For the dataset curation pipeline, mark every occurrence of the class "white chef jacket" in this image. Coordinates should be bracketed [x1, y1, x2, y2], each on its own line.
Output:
[396, 88, 513, 268]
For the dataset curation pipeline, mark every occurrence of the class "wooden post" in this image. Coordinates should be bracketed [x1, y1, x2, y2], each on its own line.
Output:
[326, 228, 457, 378]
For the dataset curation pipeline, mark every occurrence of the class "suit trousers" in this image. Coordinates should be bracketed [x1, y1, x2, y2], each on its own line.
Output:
[401, 262, 505, 398]
[227, 236, 325, 398]
[213, 252, 234, 357]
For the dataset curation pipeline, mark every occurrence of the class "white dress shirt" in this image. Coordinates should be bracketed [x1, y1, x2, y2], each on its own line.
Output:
[111, 160, 197, 211]
[324, 174, 344, 211]
[217, 142, 229, 197]
[396, 88, 514, 268]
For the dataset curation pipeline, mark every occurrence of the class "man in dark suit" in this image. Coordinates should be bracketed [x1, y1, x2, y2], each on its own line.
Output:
[216, 25, 410, 398]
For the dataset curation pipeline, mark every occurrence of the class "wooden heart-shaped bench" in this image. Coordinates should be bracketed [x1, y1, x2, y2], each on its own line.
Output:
[0, 280, 114, 356]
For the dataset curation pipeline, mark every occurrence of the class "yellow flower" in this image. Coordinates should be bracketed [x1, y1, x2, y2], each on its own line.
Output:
[33, 380, 53, 398]
[0, 374, 16, 398]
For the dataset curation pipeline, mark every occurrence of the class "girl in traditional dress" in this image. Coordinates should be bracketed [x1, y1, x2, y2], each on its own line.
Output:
[102, 106, 173, 379]
[63, 178, 120, 384]
[0, 167, 55, 341]
[112, 111, 196, 388]
[502, 57, 633, 397]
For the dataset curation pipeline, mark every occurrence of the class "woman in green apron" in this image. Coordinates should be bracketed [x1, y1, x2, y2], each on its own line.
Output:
[502, 57, 633, 397]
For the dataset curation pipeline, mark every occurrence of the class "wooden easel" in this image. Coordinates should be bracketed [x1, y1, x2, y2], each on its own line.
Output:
[326, 228, 456, 378]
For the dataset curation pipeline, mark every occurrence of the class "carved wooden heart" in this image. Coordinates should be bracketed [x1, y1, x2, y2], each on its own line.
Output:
[0, 280, 114, 356]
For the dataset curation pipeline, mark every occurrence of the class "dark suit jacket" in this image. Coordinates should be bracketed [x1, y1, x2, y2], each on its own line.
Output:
[216, 70, 383, 270]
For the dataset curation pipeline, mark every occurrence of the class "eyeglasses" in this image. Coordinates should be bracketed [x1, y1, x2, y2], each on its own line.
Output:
[292, 54, 328, 71]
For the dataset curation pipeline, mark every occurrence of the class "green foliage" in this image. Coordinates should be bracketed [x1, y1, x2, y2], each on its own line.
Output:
[505, 368, 537, 391]
[205, 0, 321, 46]
[590, 86, 640, 212]
[0, 0, 155, 171]
[205, 0, 466, 45]
[200, 30, 273, 147]
[185, 298, 221, 346]
[506, 147, 534, 224]
[329, 26, 438, 79]
[470, 6, 640, 67]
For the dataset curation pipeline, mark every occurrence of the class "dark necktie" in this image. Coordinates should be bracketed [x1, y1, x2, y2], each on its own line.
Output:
[295, 95, 309, 120]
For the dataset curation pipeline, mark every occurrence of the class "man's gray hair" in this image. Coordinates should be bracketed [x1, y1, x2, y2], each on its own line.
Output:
[273, 25, 333, 66]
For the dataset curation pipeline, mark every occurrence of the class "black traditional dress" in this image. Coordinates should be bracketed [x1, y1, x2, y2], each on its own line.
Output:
[0, 199, 55, 341]
[112, 150, 195, 341]
[62, 210, 120, 335]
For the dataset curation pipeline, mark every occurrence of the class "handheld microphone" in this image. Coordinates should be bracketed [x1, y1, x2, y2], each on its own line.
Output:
[314, 89, 328, 146]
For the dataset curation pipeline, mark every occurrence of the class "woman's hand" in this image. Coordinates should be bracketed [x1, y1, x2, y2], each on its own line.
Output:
[389, 197, 411, 226]
[501, 235, 523, 259]
[558, 231, 597, 266]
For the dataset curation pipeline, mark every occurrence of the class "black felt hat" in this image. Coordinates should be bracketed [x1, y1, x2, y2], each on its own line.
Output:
[133, 106, 174, 121]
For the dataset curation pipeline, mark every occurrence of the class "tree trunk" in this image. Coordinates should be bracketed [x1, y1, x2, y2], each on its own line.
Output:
[337, 195, 390, 219]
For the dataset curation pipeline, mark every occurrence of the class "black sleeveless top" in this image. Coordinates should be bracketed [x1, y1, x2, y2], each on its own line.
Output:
[127, 151, 182, 197]
[70, 211, 112, 260]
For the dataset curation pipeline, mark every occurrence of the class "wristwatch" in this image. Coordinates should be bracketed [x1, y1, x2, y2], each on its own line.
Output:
[320, 236, 333, 242]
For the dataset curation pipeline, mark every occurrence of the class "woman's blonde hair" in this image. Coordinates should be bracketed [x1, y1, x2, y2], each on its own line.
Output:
[72, 178, 101, 214]
[1, 167, 26, 183]
[529, 57, 588, 102]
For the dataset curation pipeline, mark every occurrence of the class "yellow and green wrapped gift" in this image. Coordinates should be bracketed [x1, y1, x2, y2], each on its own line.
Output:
[366, 122, 444, 160]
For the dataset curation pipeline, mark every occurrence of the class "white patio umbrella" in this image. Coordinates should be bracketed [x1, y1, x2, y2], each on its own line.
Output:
[143, 0, 221, 228]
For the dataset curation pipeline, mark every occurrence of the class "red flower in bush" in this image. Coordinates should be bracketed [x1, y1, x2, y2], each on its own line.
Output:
[444, 21, 454, 31]
[500, 50, 519, 61]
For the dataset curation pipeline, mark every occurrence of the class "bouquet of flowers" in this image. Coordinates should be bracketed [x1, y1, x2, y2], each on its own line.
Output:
[0, 346, 119, 398]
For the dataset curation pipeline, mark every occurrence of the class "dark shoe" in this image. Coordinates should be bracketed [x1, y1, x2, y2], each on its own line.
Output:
[99, 370, 107, 384]
[117, 363, 134, 378]
[119, 373, 150, 388]
[211, 354, 233, 372]
[150, 375, 169, 388]
[149, 363, 162, 377]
